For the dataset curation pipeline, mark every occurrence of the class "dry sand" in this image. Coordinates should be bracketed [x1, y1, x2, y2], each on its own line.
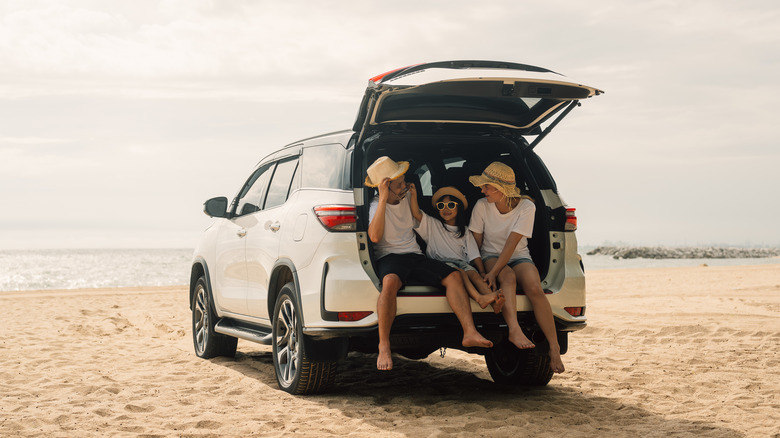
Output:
[1, 264, 778, 437]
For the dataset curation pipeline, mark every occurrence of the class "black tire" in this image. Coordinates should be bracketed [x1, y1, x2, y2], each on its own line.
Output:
[485, 341, 553, 386]
[191, 276, 237, 359]
[272, 283, 337, 395]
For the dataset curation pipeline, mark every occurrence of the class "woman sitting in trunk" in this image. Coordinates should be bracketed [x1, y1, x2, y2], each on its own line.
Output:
[468, 161, 565, 374]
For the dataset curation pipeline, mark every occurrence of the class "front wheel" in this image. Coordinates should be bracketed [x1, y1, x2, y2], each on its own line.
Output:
[485, 340, 553, 386]
[272, 283, 337, 395]
[192, 276, 237, 359]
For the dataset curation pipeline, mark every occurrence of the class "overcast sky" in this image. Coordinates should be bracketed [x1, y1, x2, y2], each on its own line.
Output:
[1, 0, 778, 250]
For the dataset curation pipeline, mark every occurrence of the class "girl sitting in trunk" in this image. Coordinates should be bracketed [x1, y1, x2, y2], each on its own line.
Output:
[408, 185, 505, 313]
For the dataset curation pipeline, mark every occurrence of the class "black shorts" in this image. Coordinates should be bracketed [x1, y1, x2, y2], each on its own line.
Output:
[374, 253, 456, 288]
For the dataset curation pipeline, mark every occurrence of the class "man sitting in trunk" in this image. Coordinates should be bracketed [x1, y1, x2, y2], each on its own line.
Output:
[366, 156, 493, 371]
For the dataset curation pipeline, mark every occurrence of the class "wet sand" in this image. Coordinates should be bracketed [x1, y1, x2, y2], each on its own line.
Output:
[1, 264, 778, 437]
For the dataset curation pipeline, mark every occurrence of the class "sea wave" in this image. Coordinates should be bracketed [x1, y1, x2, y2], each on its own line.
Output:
[2, 247, 778, 292]
[586, 246, 780, 259]
[0, 249, 193, 292]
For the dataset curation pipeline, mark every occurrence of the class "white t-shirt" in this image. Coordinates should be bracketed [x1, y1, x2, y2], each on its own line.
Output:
[415, 212, 481, 263]
[468, 197, 535, 261]
[368, 196, 422, 260]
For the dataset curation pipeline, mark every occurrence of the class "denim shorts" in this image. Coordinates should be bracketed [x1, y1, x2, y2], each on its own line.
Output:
[442, 259, 477, 273]
[482, 256, 535, 268]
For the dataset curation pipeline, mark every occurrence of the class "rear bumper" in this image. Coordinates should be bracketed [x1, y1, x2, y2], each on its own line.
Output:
[303, 312, 583, 359]
[303, 311, 586, 340]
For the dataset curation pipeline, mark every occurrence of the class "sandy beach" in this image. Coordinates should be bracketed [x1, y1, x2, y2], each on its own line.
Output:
[1, 264, 778, 437]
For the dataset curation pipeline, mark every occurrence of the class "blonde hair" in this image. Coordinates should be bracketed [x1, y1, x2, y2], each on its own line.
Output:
[503, 193, 534, 209]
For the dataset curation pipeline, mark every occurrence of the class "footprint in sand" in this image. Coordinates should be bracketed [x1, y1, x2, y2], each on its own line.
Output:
[106, 315, 132, 333]
[124, 404, 154, 413]
[195, 420, 222, 429]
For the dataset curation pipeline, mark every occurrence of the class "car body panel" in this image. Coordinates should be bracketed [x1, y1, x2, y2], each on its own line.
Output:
[213, 219, 249, 315]
[243, 206, 283, 321]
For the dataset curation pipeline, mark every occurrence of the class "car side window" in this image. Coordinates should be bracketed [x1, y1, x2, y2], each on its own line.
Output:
[444, 158, 465, 169]
[235, 163, 274, 216]
[301, 143, 346, 189]
[414, 164, 432, 197]
[264, 157, 299, 209]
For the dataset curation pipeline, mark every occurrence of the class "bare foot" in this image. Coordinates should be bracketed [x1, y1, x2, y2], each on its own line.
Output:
[490, 290, 505, 314]
[462, 331, 493, 348]
[377, 345, 393, 371]
[508, 327, 535, 350]
[549, 349, 565, 373]
[476, 293, 498, 310]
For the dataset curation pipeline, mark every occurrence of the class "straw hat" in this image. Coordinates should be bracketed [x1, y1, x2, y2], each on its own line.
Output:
[364, 156, 409, 187]
[469, 162, 522, 198]
[432, 186, 468, 209]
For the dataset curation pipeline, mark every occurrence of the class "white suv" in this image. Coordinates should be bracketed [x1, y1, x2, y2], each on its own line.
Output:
[190, 60, 602, 394]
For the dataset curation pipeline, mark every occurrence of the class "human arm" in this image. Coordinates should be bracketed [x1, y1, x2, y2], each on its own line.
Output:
[484, 232, 523, 289]
[472, 257, 487, 277]
[469, 231, 493, 287]
[465, 231, 485, 276]
[408, 182, 422, 222]
[367, 178, 391, 243]
[472, 231, 483, 249]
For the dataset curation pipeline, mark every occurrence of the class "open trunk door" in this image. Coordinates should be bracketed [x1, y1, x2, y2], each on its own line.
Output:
[353, 60, 603, 148]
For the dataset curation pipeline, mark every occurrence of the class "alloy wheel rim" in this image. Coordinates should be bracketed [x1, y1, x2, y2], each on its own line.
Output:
[275, 298, 300, 386]
[194, 285, 208, 354]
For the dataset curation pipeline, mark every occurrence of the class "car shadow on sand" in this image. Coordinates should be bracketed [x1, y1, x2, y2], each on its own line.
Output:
[220, 350, 742, 438]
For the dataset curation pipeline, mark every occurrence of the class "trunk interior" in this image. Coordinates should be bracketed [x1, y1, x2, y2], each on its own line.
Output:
[357, 130, 558, 290]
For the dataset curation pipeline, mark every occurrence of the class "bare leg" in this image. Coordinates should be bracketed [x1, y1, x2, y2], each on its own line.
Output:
[441, 271, 493, 348]
[466, 270, 504, 313]
[513, 263, 565, 373]
[484, 259, 535, 350]
[460, 269, 498, 309]
[377, 274, 402, 370]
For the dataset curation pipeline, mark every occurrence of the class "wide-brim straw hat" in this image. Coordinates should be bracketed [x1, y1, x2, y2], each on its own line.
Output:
[364, 156, 409, 187]
[469, 161, 522, 198]
[432, 186, 468, 210]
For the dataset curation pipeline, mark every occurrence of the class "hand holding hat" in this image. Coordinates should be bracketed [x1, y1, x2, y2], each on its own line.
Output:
[365, 156, 410, 187]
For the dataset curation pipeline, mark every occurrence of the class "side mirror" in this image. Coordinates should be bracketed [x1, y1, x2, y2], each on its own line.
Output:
[203, 197, 228, 218]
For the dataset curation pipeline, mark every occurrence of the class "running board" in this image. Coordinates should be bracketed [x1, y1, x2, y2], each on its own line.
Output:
[214, 319, 273, 345]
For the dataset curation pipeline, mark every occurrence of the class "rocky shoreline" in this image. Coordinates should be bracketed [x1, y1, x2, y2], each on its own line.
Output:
[586, 246, 780, 259]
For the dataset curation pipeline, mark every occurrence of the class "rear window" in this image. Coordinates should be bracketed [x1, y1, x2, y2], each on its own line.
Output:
[301, 144, 347, 189]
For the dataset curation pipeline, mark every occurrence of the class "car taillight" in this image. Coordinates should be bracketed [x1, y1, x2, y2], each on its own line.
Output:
[565, 208, 577, 231]
[314, 205, 356, 232]
[564, 307, 584, 317]
[338, 311, 373, 322]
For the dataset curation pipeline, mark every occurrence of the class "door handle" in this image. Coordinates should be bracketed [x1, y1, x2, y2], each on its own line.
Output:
[270, 222, 281, 232]
[237, 229, 247, 237]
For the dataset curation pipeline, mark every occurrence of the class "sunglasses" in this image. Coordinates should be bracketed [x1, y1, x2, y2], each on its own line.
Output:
[435, 201, 459, 210]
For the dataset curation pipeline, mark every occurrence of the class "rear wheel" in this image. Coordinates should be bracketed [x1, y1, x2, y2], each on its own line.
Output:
[272, 283, 337, 394]
[192, 276, 237, 359]
[485, 340, 553, 386]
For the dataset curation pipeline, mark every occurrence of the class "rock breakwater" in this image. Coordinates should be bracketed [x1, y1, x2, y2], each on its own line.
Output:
[586, 246, 780, 259]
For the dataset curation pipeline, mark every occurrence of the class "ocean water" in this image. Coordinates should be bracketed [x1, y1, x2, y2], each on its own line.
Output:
[0, 249, 193, 292]
[1, 248, 778, 292]
[580, 253, 780, 271]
